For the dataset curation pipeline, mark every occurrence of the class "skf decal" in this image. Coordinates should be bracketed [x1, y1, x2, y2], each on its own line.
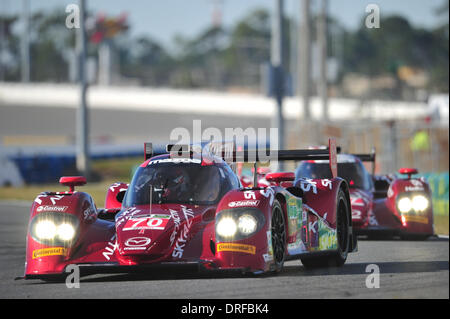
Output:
[32, 247, 67, 259]
[216, 243, 256, 255]
[169, 209, 181, 245]
[172, 206, 195, 259]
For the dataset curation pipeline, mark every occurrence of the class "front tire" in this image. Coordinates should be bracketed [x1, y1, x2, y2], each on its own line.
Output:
[271, 200, 286, 273]
[301, 189, 350, 268]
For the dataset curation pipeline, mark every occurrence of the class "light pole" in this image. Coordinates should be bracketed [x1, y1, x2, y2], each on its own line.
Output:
[21, 0, 30, 82]
[318, 0, 328, 122]
[299, 0, 311, 123]
[271, 0, 285, 170]
[76, 0, 90, 178]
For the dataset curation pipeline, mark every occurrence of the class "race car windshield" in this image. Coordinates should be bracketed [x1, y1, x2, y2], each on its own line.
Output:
[123, 161, 224, 206]
[296, 161, 373, 191]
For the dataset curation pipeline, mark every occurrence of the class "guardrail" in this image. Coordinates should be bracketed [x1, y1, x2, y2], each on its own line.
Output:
[421, 172, 449, 217]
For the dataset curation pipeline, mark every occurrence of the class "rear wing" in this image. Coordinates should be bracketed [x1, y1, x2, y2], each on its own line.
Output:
[352, 148, 376, 175]
[144, 138, 339, 185]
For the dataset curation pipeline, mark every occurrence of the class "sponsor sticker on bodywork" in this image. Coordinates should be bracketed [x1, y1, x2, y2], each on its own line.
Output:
[36, 205, 68, 213]
[123, 215, 170, 231]
[216, 243, 256, 255]
[318, 219, 337, 250]
[32, 247, 67, 259]
[124, 237, 152, 250]
[228, 200, 260, 208]
[403, 215, 429, 224]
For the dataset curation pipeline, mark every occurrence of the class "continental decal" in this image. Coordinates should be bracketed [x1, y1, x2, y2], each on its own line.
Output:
[404, 215, 429, 224]
[32, 247, 67, 259]
[216, 243, 256, 255]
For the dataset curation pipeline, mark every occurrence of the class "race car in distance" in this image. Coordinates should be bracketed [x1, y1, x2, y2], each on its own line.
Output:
[24, 139, 357, 280]
[240, 166, 272, 188]
[295, 151, 434, 239]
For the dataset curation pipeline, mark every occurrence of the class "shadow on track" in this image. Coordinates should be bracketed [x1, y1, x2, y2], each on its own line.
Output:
[23, 260, 446, 284]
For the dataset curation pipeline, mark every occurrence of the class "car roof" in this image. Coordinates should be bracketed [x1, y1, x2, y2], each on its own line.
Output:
[140, 153, 225, 168]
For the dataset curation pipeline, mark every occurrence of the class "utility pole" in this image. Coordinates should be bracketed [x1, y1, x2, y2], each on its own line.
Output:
[21, 0, 30, 82]
[271, 0, 285, 170]
[76, 0, 90, 178]
[299, 0, 311, 122]
[318, 0, 328, 121]
[0, 4, 4, 82]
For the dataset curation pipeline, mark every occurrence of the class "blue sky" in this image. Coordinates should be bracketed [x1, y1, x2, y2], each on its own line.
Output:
[1, 0, 447, 50]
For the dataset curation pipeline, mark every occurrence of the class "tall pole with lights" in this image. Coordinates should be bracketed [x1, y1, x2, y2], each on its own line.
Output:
[271, 0, 285, 170]
[76, 0, 90, 178]
[21, 0, 30, 82]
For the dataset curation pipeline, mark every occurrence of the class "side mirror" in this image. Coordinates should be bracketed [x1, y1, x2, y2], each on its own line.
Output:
[105, 182, 129, 209]
[265, 172, 295, 184]
[398, 168, 418, 179]
[59, 176, 87, 192]
[116, 189, 126, 203]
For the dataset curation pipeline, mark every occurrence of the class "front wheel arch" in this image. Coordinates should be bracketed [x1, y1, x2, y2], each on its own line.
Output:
[301, 188, 351, 268]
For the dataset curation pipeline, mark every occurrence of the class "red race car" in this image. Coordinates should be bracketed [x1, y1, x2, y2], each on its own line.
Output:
[295, 150, 434, 240]
[24, 139, 357, 280]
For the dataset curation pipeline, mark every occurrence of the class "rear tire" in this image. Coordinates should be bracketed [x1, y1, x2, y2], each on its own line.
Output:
[301, 189, 350, 268]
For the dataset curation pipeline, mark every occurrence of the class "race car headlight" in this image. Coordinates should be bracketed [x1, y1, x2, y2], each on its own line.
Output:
[238, 214, 257, 235]
[30, 212, 79, 245]
[216, 217, 237, 237]
[412, 195, 429, 212]
[215, 207, 265, 241]
[397, 197, 412, 213]
[56, 223, 76, 241]
[35, 220, 57, 240]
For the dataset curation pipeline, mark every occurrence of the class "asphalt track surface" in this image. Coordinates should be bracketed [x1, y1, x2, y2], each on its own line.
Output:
[0, 201, 448, 299]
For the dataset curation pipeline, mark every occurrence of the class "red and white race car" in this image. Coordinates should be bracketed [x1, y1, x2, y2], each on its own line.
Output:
[295, 151, 434, 239]
[24, 139, 357, 280]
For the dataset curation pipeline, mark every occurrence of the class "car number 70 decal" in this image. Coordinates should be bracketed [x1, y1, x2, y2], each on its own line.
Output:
[123, 215, 170, 231]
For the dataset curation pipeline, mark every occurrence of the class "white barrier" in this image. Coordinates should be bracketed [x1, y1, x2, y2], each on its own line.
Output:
[0, 155, 24, 187]
[0, 82, 431, 121]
